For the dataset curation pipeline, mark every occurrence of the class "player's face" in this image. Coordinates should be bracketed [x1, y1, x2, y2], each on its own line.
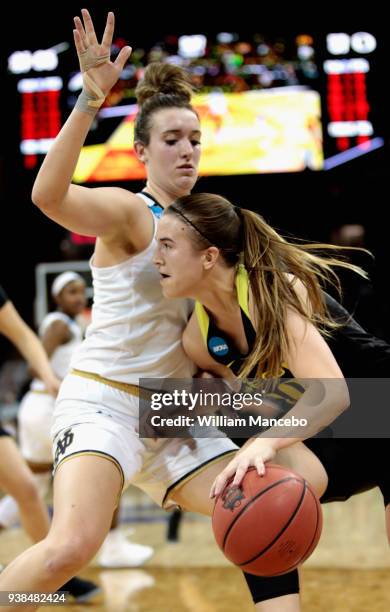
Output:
[154, 215, 205, 298]
[57, 280, 87, 315]
[142, 107, 201, 197]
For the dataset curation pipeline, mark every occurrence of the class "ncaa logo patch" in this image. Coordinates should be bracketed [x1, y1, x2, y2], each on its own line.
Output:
[208, 336, 229, 356]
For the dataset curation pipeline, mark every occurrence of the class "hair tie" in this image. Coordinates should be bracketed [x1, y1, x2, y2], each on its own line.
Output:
[169, 205, 214, 245]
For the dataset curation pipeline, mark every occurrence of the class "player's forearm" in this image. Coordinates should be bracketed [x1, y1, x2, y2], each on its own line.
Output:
[32, 109, 95, 210]
[15, 326, 55, 386]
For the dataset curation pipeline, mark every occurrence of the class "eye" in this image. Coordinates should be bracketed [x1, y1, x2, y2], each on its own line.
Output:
[165, 139, 177, 146]
[191, 140, 201, 146]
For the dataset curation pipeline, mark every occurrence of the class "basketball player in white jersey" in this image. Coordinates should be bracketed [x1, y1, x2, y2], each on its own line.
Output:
[0, 285, 99, 601]
[0, 272, 153, 568]
[0, 11, 242, 608]
[0, 273, 85, 535]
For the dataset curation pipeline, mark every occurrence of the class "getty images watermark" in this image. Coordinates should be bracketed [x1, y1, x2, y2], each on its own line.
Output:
[138, 378, 390, 439]
[148, 387, 307, 430]
[138, 377, 324, 439]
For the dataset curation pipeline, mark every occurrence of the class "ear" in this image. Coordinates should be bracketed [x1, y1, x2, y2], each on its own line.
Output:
[202, 246, 220, 270]
[134, 141, 148, 164]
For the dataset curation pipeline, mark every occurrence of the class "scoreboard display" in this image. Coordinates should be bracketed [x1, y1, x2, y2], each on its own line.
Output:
[8, 29, 384, 178]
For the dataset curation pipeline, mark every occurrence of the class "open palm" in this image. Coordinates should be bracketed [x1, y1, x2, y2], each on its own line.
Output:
[73, 9, 131, 97]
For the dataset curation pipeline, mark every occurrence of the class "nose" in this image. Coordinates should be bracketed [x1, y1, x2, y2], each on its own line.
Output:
[153, 246, 163, 266]
[179, 138, 193, 157]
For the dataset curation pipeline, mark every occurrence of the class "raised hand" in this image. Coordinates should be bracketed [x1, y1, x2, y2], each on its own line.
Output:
[73, 9, 131, 102]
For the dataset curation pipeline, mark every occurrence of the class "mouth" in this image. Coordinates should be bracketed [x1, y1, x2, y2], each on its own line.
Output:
[177, 164, 194, 171]
[160, 273, 171, 281]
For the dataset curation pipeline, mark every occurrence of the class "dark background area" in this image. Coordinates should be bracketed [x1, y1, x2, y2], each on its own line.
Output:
[1, 6, 389, 359]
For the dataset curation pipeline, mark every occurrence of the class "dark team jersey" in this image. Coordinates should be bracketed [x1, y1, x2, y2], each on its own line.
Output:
[195, 264, 256, 376]
[194, 271, 390, 439]
[324, 293, 390, 376]
[195, 270, 390, 379]
[195, 271, 390, 506]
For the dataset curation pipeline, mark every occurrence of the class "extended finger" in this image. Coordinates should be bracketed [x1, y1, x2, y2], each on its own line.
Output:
[210, 478, 218, 498]
[114, 46, 132, 71]
[231, 459, 250, 486]
[255, 456, 265, 476]
[73, 29, 86, 55]
[101, 11, 115, 49]
[210, 474, 229, 498]
[81, 8, 98, 46]
[73, 16, 87, 49]
[211, 465, 237, 497]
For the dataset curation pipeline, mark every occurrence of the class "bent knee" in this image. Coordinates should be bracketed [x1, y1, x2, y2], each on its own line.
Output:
[43, 535, 99, 574]
[275, 443, 328, 498]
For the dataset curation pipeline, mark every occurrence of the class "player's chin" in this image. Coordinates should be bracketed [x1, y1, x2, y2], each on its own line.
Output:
[177, 175, 197, 191]
[160, 281, 177, 299]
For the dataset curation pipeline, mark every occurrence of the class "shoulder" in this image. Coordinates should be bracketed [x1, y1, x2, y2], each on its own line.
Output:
[99, 188, 152, 221]
[248, 274, 311, 330]
[99, 189, 156, 253]
[40, 314, 70, 342]
[183, 312, 203, 352]
[286, 274, 309, 302]
[283, 275, 315, 325]
[284, 277, 313, 341]
[183, 313, 209, 366]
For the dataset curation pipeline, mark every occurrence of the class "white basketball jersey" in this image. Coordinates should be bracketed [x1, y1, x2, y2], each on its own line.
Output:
[31, 312, 83, 390]
[70, 193, 195, 383]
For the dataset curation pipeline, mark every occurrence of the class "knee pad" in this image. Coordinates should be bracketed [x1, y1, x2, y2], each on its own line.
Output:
[243, 570, 300, 603]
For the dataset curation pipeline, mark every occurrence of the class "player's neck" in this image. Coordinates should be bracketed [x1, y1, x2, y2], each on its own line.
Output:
[196, 267, 238, 321]
[143, 181, 189, 209]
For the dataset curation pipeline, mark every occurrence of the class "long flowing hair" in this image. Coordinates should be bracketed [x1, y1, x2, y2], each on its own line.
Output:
[167, 193, 368, 377]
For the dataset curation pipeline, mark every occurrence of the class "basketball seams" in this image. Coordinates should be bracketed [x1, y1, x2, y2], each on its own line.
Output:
[265, 484, 321, 575]
[237, 480, 307, 567]
[213, 465, 322, 576]
[294, 484, 321, 566]
[221, 476, 304, 551]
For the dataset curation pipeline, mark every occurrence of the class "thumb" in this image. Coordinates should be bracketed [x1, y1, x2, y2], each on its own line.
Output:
[114, 46, 132, 71]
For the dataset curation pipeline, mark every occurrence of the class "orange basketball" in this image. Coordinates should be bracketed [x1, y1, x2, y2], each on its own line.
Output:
[212, 464, 322, 576]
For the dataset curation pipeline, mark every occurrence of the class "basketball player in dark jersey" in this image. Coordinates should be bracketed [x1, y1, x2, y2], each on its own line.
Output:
[154, 194, 390, 611]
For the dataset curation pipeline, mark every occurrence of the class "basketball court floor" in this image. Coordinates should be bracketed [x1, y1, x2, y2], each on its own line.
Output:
[1, 485, 389, 611]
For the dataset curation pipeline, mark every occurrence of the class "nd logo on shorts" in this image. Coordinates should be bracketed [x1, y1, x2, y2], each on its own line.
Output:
[54, 428, 74, 466]
[208, 336, 229, 357]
